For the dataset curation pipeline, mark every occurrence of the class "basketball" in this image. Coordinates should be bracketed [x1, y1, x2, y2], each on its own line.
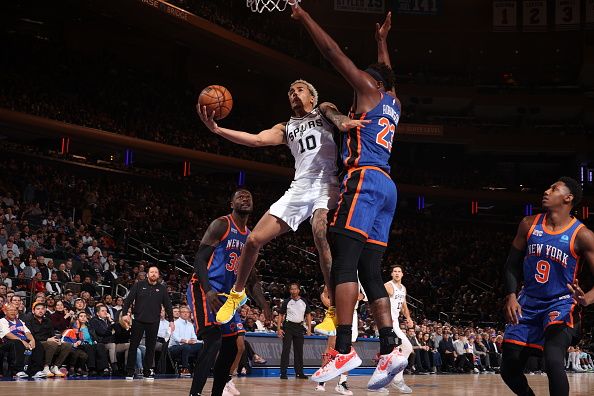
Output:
[198, 85, 233, 120]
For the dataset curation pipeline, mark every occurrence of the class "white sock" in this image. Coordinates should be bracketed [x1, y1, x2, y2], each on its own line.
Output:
[339, 374, 348, 384]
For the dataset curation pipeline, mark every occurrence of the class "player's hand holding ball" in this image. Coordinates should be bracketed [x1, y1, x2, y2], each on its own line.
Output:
[197, 85, 232, 134]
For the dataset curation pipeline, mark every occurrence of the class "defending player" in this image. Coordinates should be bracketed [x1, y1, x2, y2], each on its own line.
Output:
[385, 265, 413, 393]
[188, 189, 267, 396]
[502, 177, 594, 396]
[198, 80, 368, 325]
[291, 6, 407, 390]
[315, 285, 363, 395]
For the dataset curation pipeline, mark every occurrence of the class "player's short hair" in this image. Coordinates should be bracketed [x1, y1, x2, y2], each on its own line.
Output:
[230, 188, 251, 202]
[289, 79, 318, 107]
[391, 264, 404, 272]
[558, 176, 582, 207]
[365, 62, 396, 92]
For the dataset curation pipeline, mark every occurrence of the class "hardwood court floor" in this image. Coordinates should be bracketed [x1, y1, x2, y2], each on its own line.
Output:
[2, 373, 593, 395]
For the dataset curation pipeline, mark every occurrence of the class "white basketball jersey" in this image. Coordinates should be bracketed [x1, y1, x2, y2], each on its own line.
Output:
[285, 107, 338, 181]
[389, 281, 406, 321]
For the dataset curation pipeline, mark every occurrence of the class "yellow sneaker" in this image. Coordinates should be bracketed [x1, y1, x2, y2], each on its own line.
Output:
[314, 306, 337, 336]
[216, 287, 248, 324]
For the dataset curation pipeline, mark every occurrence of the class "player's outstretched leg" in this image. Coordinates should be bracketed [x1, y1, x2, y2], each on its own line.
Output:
[358, 246, 407, 390]
[216, 212, 289, 324]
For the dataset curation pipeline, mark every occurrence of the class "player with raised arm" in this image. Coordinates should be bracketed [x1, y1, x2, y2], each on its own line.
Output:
[198, 81, 369, 326]
[291, 6, 407, 390]
[501, 177, 594, 396]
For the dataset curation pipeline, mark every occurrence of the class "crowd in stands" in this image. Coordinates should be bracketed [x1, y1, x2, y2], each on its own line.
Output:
[0, 153, 592, 379]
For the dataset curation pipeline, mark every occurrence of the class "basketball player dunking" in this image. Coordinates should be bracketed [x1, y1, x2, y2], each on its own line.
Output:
[291, 6, 407, 390]
[199, 81, 368, 325]
[188, 189, 267, 396]
[385, 265, 414, 394]
[502, 177, 594, 396]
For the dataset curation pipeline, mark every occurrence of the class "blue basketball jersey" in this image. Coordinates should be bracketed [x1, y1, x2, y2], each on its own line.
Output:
[343, 92, 400, 172]
[522, 213, 584, 299]
[207, 215, 249, 293]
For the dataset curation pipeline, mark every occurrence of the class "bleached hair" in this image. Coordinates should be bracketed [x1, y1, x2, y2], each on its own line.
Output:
[289, 79, 318, 107]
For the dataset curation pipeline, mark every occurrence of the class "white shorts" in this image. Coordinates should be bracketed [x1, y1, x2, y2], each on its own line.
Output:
[269, 177, 339, 232]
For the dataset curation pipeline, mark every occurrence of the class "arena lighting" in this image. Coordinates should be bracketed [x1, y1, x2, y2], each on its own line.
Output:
[60, 137, 70, 154]
[238, 170, 246, 186]
[471, 200, 479, 215]
[124, 148, 134, 167]
[417, 195, 425, 211]
[183, 160, 191, 177]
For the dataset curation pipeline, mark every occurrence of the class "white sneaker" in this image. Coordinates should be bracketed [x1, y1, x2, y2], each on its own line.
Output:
[315, 383, 326, 392]
[226, 380, 241, 395]
[367, 348, 408, 391]
[52, 365, 65, 377]
[335, 382, 353, 395]
[311, 347, 362, 383]
[473, 367, 479, 374]
[42, 366, 54, 377]
[32, 371, 47, 379]
[367, 387, 389, 393]
[222, 387, 234, 396]
[392, 379, 412, 393]
[15, 371, 28, 379]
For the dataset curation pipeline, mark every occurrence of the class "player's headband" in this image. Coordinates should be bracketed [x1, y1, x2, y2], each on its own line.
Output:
[364, 67, 388, 89]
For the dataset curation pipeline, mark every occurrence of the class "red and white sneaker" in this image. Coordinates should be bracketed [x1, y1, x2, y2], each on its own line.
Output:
[311, 347, 362, 383]
[367, 348, 408, 391]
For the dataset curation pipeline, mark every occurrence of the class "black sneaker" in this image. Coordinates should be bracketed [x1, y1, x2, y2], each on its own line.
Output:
[125, 369, 135, 381]
[280, 374, 288, 379]
[144, 369, 155, 381]
[296, 374, 308, 379]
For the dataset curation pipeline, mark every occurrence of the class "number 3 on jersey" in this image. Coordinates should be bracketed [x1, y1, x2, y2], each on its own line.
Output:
[226, 252, 239, 274]
[376, 117, 395, 151]
[535, 260, 550, 284]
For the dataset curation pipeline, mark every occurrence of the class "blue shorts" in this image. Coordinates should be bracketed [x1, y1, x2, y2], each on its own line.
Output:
[503, 292, 577, 350]
[187, 281, 245, 338]
[330, 166, 397, 246]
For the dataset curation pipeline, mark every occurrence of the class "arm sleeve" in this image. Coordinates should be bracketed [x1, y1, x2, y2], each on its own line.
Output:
[504, 246, 525, 295]
[193, 244, 216, 293]
[121, 282, 138, 315]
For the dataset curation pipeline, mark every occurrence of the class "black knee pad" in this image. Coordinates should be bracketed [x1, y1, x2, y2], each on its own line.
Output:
[329, 232, 364, 286]
[358, 245, 388, 303]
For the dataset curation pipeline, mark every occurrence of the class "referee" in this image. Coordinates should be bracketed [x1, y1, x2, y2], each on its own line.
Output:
[277, 282, 311, 380]
[122, 264, 174, 380]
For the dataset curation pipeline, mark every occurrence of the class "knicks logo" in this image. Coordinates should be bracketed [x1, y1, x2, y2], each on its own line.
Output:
[548, 311, 561, 322]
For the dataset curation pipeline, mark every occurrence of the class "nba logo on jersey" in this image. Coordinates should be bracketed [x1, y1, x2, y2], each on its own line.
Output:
[548, 311, 560, 321]
[559, 235, 569, 244]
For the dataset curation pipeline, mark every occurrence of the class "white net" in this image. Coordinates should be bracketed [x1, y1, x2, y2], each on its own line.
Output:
[246, 0, 301, 13]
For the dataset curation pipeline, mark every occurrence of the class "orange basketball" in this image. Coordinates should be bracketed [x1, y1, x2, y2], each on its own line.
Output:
[198, 85, 233, 120]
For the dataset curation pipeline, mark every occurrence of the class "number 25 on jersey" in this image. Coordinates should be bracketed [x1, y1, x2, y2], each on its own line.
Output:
[376, 117, 395, 152]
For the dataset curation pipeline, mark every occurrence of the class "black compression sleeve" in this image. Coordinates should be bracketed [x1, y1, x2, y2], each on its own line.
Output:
[504, 246, 525, 295]
[194, 244, 216, 292]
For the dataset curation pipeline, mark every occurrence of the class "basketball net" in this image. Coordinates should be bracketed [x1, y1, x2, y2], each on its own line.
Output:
[246, 0, 301, 13]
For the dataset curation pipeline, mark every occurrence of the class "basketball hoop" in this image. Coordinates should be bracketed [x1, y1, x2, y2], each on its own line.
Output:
[246, 0, 301, 13]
